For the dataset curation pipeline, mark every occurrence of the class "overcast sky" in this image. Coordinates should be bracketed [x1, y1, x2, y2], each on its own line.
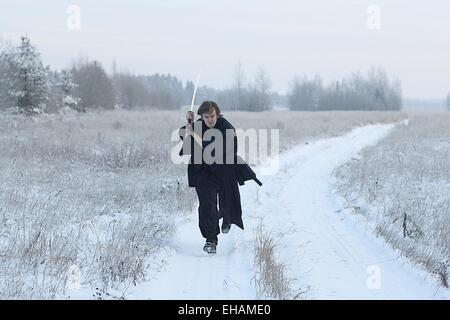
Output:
[1, 0, 450, 98]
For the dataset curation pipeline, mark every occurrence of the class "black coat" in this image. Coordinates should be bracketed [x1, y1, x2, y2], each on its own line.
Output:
[179, 116, 262, 229]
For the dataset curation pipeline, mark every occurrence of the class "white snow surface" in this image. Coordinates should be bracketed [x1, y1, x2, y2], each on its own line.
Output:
[69, 123, 449, 299]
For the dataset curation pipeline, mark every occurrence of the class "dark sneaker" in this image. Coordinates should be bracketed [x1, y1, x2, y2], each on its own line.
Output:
[221, 223, 231, 234]
[203, 241, 217, 254]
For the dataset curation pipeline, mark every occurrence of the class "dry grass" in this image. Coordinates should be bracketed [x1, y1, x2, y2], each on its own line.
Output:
[253, 223, 293, 299]
[253, 223, 309, 299]
[0, 110, 190, 298]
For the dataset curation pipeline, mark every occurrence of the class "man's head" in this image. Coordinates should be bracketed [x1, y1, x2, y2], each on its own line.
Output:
[197, 101, 221, 128]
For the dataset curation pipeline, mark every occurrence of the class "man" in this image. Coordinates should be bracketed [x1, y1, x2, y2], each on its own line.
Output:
[179, 101, 261, 254]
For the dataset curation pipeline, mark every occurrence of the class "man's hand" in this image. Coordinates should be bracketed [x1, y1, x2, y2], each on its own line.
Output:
[185, 121, 203, 149]
[183, 111, 203, 148]
[186, 122, 193, 135]
[186, 111, 194, 123]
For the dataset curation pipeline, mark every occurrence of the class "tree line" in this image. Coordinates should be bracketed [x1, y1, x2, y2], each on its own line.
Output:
[288, 70, 403, 111]
[0, 36, 193, 114]
[0, 35, 410, 114]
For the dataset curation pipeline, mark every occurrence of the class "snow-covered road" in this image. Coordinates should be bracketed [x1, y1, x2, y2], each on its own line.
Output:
[131, 123, 449, 299]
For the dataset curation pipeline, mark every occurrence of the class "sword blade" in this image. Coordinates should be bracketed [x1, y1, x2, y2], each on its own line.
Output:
[190, 70, 202, 112]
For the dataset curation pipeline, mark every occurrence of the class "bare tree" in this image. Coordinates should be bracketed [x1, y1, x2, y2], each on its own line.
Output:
[113, 72, 150, 109]
[289, 67, 402, 111]
[288, 75, 322, 111]
[71, 59, 116, 110]
[447, 92, 450, 111]
[144, 73, 184, 109]
[232, 60, 246, 111]
[245, 67, 272, 111]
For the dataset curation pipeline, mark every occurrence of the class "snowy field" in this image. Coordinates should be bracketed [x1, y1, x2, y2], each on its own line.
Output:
[119, 121, 448, 300]
[334, 111, 450, 290]
[2, 109, 448, 299]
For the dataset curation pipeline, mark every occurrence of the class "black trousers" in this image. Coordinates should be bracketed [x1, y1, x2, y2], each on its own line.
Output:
[195, 170, 223, 243]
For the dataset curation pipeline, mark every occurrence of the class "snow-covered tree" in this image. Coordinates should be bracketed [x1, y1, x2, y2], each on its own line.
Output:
[60, 69, 80, 110]
[1, 36, 50, 114]
[0, 38, 12, 110]
[48, 69, 80, 113]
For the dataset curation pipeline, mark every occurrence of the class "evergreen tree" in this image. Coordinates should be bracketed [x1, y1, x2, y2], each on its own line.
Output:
[1, 36, 50, 114]
[48, 69, 80, 112]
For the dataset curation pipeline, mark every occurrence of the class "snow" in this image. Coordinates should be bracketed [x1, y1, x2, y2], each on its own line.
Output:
[67, 122, 449, 299]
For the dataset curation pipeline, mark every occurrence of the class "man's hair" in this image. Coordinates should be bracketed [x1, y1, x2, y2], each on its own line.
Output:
[197, 101, 221, 117]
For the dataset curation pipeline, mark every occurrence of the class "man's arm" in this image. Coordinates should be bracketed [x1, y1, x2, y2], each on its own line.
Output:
[178, 125, 190, 156]
[178, 122, 204, 156]
[186, 122, 204, 149]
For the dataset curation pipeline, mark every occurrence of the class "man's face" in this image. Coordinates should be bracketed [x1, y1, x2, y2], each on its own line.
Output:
[202, 109, 217, 128]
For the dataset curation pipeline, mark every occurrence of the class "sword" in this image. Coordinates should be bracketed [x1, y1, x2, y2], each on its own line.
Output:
[188, 70, 202, 124]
